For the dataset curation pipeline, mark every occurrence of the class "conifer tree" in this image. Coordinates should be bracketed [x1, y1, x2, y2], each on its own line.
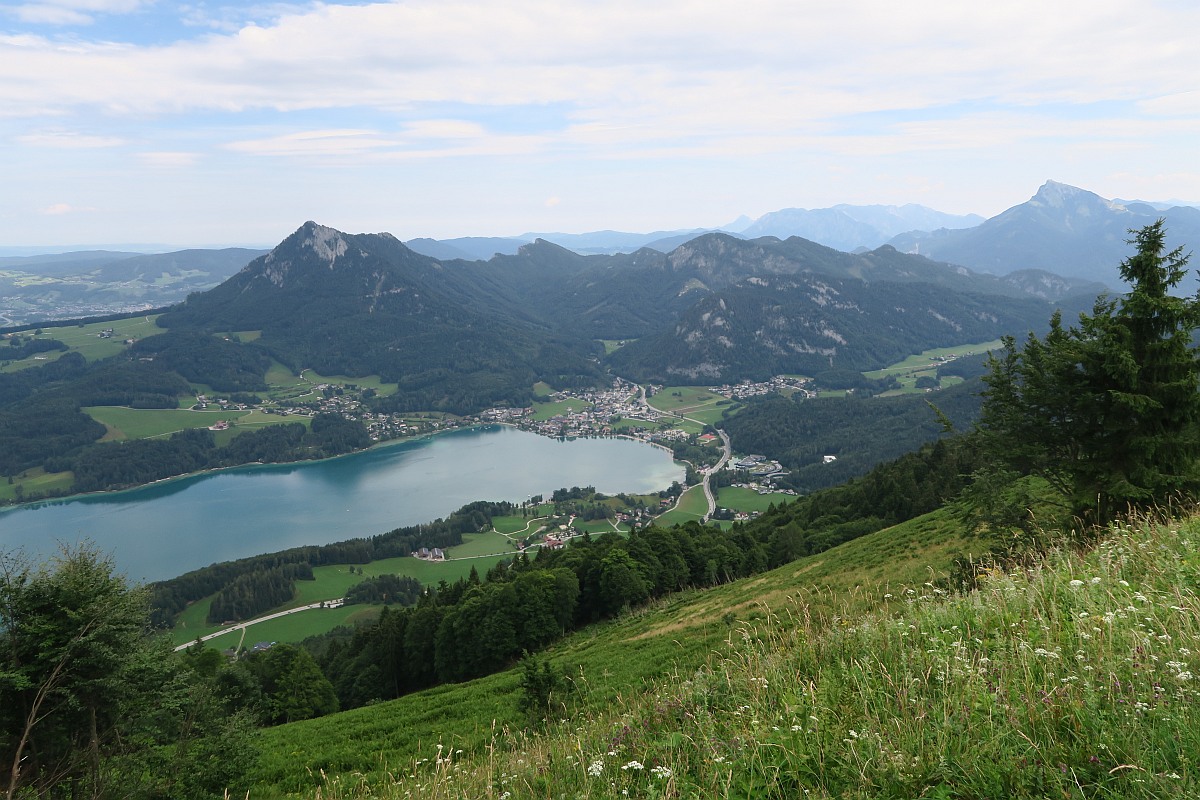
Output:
[981, 220, 1200, 521]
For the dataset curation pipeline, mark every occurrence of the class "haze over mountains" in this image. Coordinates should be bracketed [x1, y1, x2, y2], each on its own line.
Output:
[4, 181, 1196, 330]
[400, 181, 1199, 291]
[887, 181, 1200, 287]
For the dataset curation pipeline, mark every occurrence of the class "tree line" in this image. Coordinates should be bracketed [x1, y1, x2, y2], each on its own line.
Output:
[149, 500, 513, 626]
[44, 413, 370, 494]
[313, 521, 768, 709]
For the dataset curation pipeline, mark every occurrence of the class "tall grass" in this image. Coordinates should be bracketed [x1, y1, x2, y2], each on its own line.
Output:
[295, 512, 1200, 799]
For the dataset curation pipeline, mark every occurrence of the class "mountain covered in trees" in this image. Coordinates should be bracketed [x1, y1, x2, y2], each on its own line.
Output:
[157, 221, 1090, 403]
[0, 218, 1104, 491]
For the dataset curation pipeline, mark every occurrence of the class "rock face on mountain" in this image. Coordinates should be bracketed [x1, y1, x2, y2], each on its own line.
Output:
[888, 181, 1200, 287]
[606, 272, 1058, 383]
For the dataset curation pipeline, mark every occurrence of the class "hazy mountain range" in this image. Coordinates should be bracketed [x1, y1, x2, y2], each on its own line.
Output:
[5, 180, 1197, 329]
[887, 181, 1200, 287]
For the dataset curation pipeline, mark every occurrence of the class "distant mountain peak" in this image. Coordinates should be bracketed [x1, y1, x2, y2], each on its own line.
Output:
[1029, 180, 1125, 213]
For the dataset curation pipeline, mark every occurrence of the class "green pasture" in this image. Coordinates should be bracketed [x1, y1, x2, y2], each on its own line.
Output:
[647, 386, 732, 426]
[0, 467, 74, 502]
[600, 339, 630, 354]
[2, 315, 163, 371]
[864, 338, 1001, 393]
[610, 416, 672, 433]
[490, 514, 548, 535]
[446, 530, 515, 557]
[218, 329, 262, 342]
[653, 484, 709, 526]
[571, 517, 629, 534]
[85, 406, 248, 440]
[174, 603, 381, 650]
[86, 405, 304, 443]
[529, 397, 593, 421]
[647, 385, 720, 415]
[713, 486, 796, 514]
[532, 381, 554, 396]
[172, 532, 517, 647]
[301, 369, 399, 398]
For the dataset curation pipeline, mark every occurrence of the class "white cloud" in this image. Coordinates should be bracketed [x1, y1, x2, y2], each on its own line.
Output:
[4, 0, 1200, 241]
[17, 130, 125, 147]
[5, 0, 1199, 127]
[9, 5, 94, 25]
[7, 0, 148, 25]
[138, 151, 200, 167]
[225, 129, 394, 157]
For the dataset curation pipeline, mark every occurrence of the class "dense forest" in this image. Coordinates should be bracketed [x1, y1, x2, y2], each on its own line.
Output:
[722, 378, 984, 491]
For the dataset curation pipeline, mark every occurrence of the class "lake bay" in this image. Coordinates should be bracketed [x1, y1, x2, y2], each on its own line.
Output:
[0, 425, 683, 582]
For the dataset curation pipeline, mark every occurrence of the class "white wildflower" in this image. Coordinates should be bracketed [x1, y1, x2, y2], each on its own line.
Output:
[622, 760, 644, 771]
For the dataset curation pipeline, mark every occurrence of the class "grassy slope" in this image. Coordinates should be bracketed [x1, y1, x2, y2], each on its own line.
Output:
[256, 509, 1200, 800]
[250, 507, 977, 797]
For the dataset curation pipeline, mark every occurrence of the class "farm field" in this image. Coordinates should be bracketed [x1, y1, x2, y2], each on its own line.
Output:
[864, 338, 1001, 392]
[0, 467, 73, 503]
[714, 486, 797, 514]
[490, 513, 548, 535]
[530, 397, 592, 421]
[84, 405, 296, 441]
[302, 369, 399, 397]
[170, 531, 519, 647]
[647, 386, 732, 426]
[1, 314, 163, 371]
[653, 483, 709, 526]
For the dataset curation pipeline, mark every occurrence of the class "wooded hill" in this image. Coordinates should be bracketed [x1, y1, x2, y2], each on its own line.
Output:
[2, 219, 1094, 492]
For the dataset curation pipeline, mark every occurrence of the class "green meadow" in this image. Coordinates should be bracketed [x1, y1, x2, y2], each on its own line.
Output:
[85, 406, 297, 442]
[171, 531, 520, 647]
[1, 314, 163, 371]
[713, 485, 796, 514]
[0, 467, 74, 503]
[647, 385, 733, 426]
[529, 397, 593, 421]
[864, 338, 1001, 393]
[653, 483, 709, 526]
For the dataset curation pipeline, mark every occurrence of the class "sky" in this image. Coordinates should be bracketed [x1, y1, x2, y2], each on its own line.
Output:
[2, 0, 1199, 248]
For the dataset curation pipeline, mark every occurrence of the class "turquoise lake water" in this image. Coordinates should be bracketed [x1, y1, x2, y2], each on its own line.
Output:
[0, 425, 683, 582]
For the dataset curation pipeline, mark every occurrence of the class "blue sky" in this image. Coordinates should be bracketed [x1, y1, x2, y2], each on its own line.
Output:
[2, 0, 1199, 247]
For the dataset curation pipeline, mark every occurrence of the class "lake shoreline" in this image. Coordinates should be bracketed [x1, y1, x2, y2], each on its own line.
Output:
[0, 423, 685, 515]
[0, 423, 482, 515]
[0, 426, 686, 582]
